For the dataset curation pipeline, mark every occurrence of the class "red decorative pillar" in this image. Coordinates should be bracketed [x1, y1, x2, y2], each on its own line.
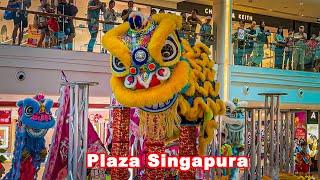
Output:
[179, 126, 197, 179]
[111, 107, 130, 179]
[144, 139, 165, 179]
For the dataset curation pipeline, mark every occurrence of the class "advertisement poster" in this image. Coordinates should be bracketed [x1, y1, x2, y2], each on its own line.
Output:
[294, 112, 307, 142]
[307, 111, 319, 171]
[0, 110, 11, 124]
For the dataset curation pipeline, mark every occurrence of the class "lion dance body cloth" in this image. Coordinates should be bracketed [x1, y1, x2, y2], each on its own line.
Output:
[103, 13, 225, 179]
[4, 94, 55, 180]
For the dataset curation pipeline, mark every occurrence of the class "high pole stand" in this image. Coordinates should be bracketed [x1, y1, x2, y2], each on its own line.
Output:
[258, 93, 287, 178]
[65, 81, 98, 180]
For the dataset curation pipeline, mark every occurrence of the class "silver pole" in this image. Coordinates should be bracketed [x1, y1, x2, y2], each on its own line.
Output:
[263, 96, 269, 176]
[275, 96, 280, 176]
[270, 95, 275, 177]
[73, 84, 79, 179]
[68, 85, 75, 179]
[244, 110, 249, 179]
[257, 109, 262, 179]
[285, 111, 290, 172]
[290, 111, 295, 173]
[250, 109, 256, 180]
[81, 85, 89, 179]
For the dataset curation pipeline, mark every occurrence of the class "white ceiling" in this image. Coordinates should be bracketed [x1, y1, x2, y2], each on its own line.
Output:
[187, 0, 320, 22]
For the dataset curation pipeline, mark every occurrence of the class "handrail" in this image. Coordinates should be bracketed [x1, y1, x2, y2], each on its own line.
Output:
[0, 6, 215, 37]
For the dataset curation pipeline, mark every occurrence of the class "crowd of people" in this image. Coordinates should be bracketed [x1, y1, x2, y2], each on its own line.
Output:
[4, 0, 320, 72]
[233, 21, 320, 72]
[4, 0, 214, 52]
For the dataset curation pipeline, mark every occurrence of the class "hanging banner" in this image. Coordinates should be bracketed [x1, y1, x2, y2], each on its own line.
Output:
[0, 110, 11, 124]
[294, 112, 307, 142]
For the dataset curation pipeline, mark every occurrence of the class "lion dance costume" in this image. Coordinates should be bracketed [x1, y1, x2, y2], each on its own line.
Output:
[103, 13, 225, 179]
[4, 94, 55, 180]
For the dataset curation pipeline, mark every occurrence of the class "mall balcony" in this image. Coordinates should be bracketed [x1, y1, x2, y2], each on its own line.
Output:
[0, 6, 319, 113]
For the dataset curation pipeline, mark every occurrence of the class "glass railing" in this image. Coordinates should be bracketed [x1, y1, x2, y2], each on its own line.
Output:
[0, 6, 122, 53]
[232, 32, 320, 73]
[0, 6, 215, 55]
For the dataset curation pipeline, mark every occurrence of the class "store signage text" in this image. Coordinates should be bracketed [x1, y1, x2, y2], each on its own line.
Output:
[204, 8, 253, 21]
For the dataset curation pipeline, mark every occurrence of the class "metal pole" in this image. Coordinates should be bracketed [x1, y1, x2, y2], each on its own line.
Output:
[215, 0, 232, 102]
[81, 85, 89, 179]
[257, 109, 262, 179]
[244, 110, 249, 179]
[275, 96, 280, 176]
[250, 109, 256, 180]
[264, 96, 269, 176]
[68, 85, 75, 179]
[290, 111, 295, 173]
[285, 111, 290, 172]
[270, 96, 275, 177]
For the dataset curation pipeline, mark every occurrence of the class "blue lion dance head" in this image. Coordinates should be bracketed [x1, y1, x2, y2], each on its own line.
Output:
[4, 93, 55, 180]
[17, 93, 55, 137]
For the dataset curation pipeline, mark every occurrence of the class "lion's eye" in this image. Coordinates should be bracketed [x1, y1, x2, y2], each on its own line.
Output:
[161, 36, 179, 62]
[25, 106, 33, 117]
[111, 57, 126, 73]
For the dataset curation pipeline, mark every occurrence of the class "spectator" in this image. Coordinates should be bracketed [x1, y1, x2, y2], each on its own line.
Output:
[179, 12, 191, 40]
[187, 9, 201, 46]
[246, 21, 257, 60]
[293, 26, 307, 71]
[305, 34, 318, 71]
[232, 21, 247, 65]
[274, 27, 286, 69]
[87, 0, 102, 52]
[284, 29, 294, 70]
[11, 0, 31, 45]
[35, 0, 51, 47]
[57, 0, 78, 50]
[252, 21, 270, 66]
[314, 31, 320, 72]
[200, 16, 213, 47]
[102, 0, 118, 33]
[121, 1, 134, 22]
